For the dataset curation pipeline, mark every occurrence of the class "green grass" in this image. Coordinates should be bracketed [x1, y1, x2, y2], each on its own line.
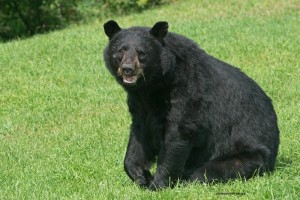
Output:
[1, 0, 299, 199]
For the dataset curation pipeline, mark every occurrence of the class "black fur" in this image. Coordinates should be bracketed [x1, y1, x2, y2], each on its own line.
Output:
[103, 20, 280, 190]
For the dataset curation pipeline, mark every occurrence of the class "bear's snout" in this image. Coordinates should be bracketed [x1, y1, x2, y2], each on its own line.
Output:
[121, 63, 135, 76]
[117, 55, 143, 85]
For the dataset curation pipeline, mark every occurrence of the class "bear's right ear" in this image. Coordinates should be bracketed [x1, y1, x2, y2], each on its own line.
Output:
[103, 20, 121, 40]
[150, 21, 168, 41]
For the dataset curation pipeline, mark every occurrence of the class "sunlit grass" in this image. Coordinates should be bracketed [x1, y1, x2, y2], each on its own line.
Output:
[1, 0, 299, 199]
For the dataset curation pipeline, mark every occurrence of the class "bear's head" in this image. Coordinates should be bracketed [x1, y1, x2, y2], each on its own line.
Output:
[103, 20, 170, 89]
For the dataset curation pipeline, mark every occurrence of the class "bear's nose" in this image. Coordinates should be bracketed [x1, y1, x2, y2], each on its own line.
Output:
[122, 64, 135, 75]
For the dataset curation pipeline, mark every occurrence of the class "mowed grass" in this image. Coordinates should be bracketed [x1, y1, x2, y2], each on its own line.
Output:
[0, 0, 299, 199]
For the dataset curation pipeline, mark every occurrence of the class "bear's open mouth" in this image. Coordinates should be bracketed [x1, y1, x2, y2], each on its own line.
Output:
[118, 67, 143, 86]
[123, 75, 138, 85]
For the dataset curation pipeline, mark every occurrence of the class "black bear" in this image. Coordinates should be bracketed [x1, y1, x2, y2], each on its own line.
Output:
[103, 20, 279, 190]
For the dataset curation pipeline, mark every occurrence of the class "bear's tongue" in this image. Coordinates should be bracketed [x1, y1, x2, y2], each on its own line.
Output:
[123, 76, 137, 85]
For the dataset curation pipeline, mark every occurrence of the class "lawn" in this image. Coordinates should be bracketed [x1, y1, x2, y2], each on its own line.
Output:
[0, 0, 299, 199]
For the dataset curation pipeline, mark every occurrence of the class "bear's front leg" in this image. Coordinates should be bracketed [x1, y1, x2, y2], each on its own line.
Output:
[149, 126, 193, 190]
[124, 123, 153, 188]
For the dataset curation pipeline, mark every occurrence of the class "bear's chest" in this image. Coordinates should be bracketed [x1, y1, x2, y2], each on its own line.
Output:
[139, 95, 168, 135]
[129, 91, 170, 154]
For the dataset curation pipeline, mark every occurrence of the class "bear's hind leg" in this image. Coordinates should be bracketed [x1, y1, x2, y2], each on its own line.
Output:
[185, 152, 268, 183]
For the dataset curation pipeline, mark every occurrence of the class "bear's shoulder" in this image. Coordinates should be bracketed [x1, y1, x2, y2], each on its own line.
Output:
[165, 32, 206, 58]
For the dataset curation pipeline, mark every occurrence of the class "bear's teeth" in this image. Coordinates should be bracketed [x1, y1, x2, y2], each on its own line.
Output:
[123, 76, 137, 84]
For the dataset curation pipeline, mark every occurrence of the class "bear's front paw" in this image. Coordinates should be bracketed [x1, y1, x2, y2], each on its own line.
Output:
[135, 170, 154, 188]
[135, 177, 149, 188]
[148, 179, 168, 191]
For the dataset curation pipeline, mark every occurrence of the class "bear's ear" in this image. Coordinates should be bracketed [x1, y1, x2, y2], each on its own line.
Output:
[150, 21, 168, 40]
[103, 20, 121, 40]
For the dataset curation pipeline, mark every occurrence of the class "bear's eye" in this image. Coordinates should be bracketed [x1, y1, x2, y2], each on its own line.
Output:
[117, 48, 126, 60]
[118, 49, 125, 55]
[137, 50, 146, 58]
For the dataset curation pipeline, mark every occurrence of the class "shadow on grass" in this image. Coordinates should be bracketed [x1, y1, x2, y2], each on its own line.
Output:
[276, 155, 293, 169]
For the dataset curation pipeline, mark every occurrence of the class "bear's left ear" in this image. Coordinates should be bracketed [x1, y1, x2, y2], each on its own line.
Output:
[150, 21, 168, 40]
[103, 20, 121, 40]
